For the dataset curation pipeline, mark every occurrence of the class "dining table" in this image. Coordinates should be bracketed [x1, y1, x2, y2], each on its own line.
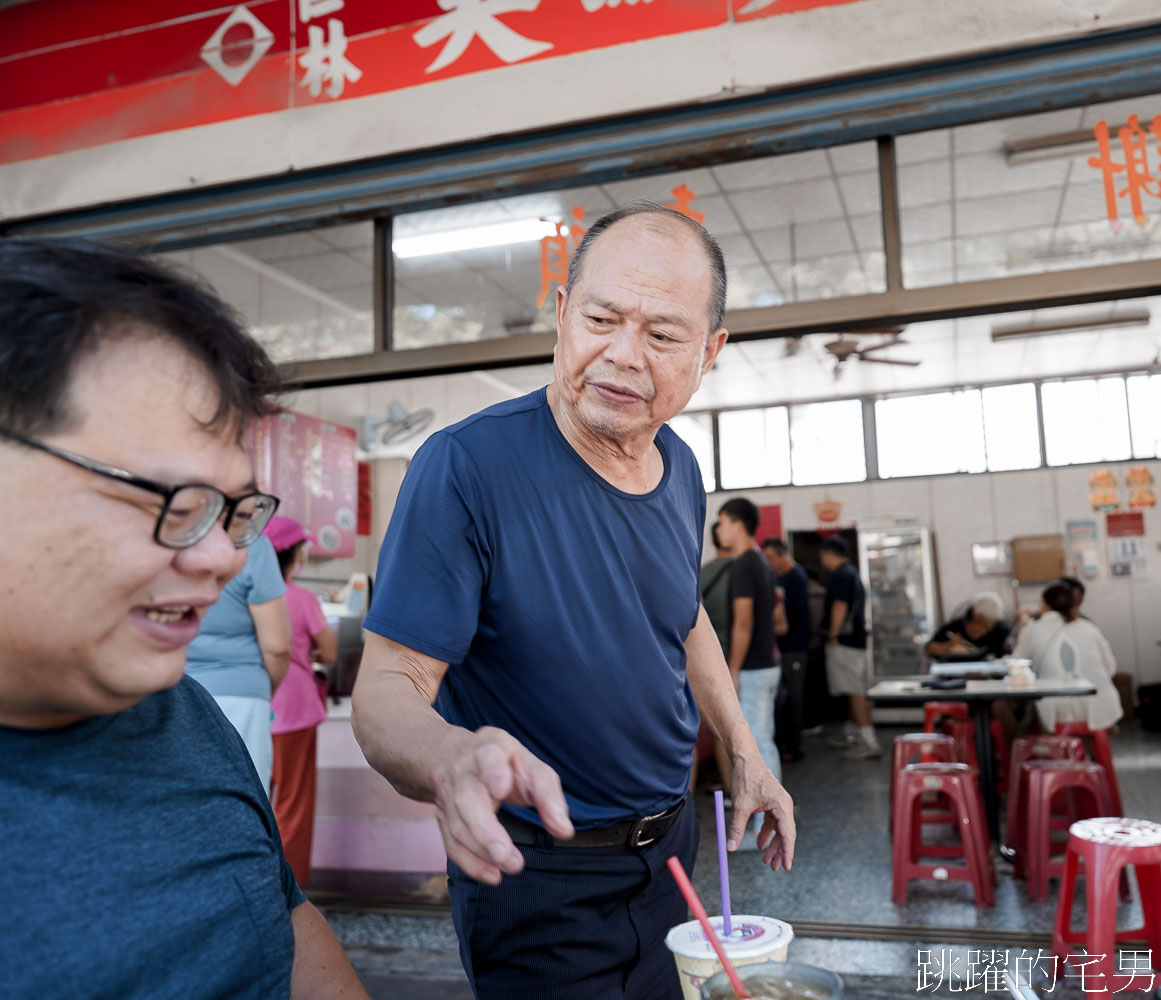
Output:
[867, 676, 1097, 852]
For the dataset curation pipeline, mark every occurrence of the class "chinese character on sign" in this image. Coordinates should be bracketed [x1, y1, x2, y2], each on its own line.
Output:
[299, 18, 363, 98]
[664, 183, 705, 224]
[299, 0, 344, 19]
[414, 0, 553, 75]
[1087, 115, 1161, 228]
[537, 206, 586, 308]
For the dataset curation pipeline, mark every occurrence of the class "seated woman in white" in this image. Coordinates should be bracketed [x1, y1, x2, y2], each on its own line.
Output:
[1015, 580, 1122, 732]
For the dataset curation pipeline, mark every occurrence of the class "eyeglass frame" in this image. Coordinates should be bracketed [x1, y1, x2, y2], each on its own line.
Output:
[0, 427, 280, 550]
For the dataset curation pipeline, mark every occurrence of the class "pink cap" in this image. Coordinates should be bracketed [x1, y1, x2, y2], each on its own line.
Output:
[263, 516, 315, 552]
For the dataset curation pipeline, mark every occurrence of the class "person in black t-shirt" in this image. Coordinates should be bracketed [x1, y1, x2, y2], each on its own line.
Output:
[763, 538, 809, 762]
[926, 591, 1010, 661]
[821, 538, 881, 760]
[717, 498, 782, 844]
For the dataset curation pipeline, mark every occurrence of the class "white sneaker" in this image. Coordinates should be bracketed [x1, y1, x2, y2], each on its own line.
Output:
[843, 741, 883, 761]
[826, 730, 858, 750]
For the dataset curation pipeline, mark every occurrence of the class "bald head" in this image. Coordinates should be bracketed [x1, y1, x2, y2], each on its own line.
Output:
[565, 201, 727, 335]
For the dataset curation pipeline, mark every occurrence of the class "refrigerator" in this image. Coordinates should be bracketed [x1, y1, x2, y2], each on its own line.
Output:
[857, 518, 940, 679]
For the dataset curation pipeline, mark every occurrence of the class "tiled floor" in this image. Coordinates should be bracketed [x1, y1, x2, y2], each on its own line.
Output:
[332, 722, 1161, 997]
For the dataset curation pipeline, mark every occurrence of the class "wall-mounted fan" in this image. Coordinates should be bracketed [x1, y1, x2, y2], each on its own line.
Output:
[360, 401, 435, 450]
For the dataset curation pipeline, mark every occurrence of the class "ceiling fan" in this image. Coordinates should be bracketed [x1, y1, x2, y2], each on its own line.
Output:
[822, 328, 920, 378]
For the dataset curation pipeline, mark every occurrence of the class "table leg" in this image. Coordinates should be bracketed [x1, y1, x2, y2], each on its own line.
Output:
[970, 700, 1000, 849]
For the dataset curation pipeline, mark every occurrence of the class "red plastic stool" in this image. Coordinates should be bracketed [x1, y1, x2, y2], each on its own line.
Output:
[892, 762, 994, 907]
[1024, 760, 1112, 902]
[923, 701, 969, 733]
[1005, 735, 1085, 875]
[1053, 818, 1161, 993]
[1055, 723, 1125, 818]
[890, 733, 956, 833]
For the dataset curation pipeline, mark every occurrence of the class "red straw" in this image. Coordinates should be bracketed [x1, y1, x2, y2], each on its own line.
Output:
[666, 856, 752, 999]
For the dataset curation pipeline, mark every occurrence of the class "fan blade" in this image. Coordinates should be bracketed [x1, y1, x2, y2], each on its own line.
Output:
[858, 339, 910, 357]
[861, 355, 921, 367]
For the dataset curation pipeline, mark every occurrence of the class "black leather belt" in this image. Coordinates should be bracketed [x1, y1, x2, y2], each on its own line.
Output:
[499, 795, 687, 850]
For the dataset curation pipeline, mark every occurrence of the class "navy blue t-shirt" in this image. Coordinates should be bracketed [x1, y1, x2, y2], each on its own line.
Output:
[365, 388, 706, 827]
[824, 561, 868, 650]
[0, 677, 305, 998]
[778, 564, 811, 653]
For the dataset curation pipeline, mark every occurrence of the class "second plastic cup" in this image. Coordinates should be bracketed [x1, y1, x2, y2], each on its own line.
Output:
[665, 915, 794, 1000]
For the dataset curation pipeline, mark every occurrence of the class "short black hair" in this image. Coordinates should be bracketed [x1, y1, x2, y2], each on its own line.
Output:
[718, 497, 759, 536]
[565, 200, 727, 333]
[710, 522, 723, 550]
[762, 537, 788, 554]
[821, 537, 849, 559]
[1060, 575, 1086, 597]
[1042, 580, 1076, 620]
[0, 237, 281, 438]
[276, 540, 306, 580]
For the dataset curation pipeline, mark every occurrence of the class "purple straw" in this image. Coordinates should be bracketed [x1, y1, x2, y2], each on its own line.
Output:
[714, 789, 733, 937]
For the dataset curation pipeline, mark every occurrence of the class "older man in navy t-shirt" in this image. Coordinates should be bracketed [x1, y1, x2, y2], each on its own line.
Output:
[353, 202, 797, 1000]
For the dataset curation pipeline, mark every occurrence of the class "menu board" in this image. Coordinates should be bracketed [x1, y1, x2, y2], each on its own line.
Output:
[247, 410, 358, 558]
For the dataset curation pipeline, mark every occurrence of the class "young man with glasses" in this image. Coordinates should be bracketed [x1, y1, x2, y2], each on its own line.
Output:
[0, 238, 368, 999]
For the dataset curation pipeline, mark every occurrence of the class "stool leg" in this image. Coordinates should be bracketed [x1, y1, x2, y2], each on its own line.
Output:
[1026, 777, 1045, 902]
[1053, 843, 1082, 959]
[1133, 863, 1161, 958]
[892, 780, 915, 904]
[1085, 851, 1122, 993]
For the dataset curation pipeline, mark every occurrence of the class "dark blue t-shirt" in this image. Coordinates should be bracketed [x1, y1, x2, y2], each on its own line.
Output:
[0, 677, 305, 998]
[365, 388, 706, 827]
[778, 564, 811, 653]
[824, 561, 868, 650]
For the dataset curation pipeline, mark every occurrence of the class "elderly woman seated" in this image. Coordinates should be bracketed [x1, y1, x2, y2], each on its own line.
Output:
[1014, 580, 1122, 733]
[925, 591, 1011, 661]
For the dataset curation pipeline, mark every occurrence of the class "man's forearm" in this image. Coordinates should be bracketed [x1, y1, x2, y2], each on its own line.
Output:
[727, 620, 751, 677]
[827, 601, 848, 641]
[351, 655, 474, 803]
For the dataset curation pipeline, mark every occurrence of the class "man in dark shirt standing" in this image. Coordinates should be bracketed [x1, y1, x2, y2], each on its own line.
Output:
[821, 537, 880, 759]
[764, 538, 809, 763]
[718, 498, 782, 834]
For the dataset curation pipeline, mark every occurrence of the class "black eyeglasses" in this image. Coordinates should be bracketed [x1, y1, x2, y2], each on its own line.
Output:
[0, 428, 279, 549]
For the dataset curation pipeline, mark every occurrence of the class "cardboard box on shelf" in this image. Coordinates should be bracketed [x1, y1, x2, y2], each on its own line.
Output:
[1011, 534, 1066, 583]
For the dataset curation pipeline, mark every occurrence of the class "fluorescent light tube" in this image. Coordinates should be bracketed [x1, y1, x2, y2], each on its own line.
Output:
[991, 311, 1150, 341]
[393, 218, 560, 259]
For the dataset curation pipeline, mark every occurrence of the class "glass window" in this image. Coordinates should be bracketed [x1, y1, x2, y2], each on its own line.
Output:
[718, 407, 791, 490]
[392, 143, 886, 350]
[981, 382, 1041, 471]
[161, 223, 375, 364]
[875, 390, 985, 478]
[1041, 377, 1132, 466]
[790, 400, 866, 485]
[669, 412, 716, 493]
[897, 94, 1161, 288]
[1127, 374, 1161, 459]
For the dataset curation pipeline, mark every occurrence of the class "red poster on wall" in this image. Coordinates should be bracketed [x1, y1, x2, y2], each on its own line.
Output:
[357, 461, 373, 537]
[1106, 511, 1145, 537]
[756, 504, 783, 546]
[248, 409, 358, 557]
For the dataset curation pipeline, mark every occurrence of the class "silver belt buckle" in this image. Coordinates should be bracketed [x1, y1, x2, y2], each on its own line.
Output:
[629, 806, 668, 848]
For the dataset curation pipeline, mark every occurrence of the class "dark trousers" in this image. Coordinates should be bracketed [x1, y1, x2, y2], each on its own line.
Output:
[448, 798, 699, 1000]
[775, 650, 807, 755]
